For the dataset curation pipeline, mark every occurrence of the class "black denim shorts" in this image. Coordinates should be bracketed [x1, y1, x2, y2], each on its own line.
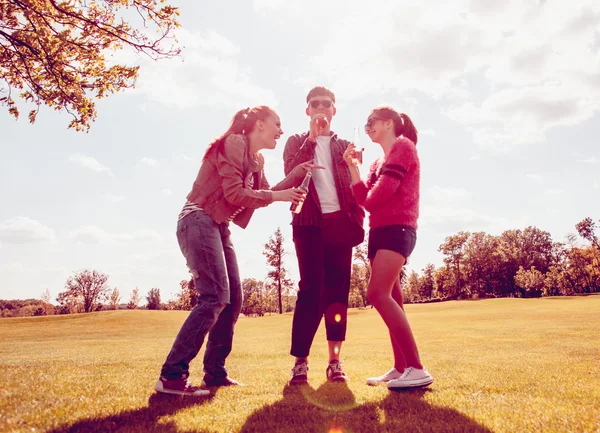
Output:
[367, 225, 417, 260]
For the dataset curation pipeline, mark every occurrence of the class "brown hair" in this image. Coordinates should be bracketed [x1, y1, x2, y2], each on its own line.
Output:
[203, 106, 276, 161]
[306, 86, 336, 104]
[371, 106, 418, 145]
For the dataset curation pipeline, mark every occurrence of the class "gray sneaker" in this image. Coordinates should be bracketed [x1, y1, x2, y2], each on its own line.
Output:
[366, 367, 403, 386]
[154, 376, 210, 396]
[387, 367, 434, 389]
[289, 360, 309, 385]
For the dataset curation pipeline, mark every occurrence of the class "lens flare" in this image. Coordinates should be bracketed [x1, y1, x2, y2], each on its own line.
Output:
[334, 313, 341, 322]
[334, 344, 340, 355]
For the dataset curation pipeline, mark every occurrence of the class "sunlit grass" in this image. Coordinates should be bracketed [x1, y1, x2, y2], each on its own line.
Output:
[1, 296, 599, 432]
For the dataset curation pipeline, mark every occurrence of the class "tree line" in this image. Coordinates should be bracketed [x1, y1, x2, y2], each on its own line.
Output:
[1, 217, 598, 318]
[401, 217, 599, 302]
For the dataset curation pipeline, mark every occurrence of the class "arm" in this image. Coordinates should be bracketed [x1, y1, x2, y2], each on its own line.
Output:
[258, 153, 307, 192]
[283, 134, 315, 176]
[351, 161, 378, 207]
[218, 135, 273, 208]
[361, 139, 416, 211]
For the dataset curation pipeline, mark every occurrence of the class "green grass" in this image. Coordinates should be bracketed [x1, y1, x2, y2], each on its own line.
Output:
[1, 296, 599, 433]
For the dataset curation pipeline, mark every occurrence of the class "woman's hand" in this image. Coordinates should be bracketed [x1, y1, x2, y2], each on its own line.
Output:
[272, 187, 306, 204]
[291, 160, 325, 179]
[343, 144, 361, 167]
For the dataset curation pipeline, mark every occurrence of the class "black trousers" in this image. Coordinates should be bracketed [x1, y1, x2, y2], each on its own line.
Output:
[290, 225, 353, 358]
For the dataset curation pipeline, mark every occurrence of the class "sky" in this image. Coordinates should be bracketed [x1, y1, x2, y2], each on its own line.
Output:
[1, 0, 599, 304]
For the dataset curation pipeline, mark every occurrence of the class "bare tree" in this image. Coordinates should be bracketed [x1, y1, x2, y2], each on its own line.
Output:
[127, 287, 141, 310]
[109, 288, 121, 310]
[263, 227, 294, 314]
[57, 269, 109, 313]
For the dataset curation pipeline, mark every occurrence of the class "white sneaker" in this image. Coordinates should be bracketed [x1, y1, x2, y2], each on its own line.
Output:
[366, 368, 403, 386]
[386, 367, 433, 389]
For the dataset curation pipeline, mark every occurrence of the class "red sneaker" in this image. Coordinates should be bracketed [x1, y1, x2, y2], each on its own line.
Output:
[326, 360, 349, 382]
[154, 376, 209, 396]
[202, 373, 241, 387]
[289, 360, 309, 385]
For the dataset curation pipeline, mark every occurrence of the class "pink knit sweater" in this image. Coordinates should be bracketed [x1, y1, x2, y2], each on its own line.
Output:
[351, 137, 420, 229]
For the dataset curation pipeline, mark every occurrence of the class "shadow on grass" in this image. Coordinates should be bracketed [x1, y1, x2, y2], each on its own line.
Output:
[240, 382, 494, 433]
[46, 392, 214, 433]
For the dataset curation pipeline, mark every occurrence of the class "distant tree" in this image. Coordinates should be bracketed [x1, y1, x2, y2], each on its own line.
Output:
[438, 231, 470, 298]
[462, 232, 501, 297]
[349, 263, 370, 308]
[57, 269, 109, 313]
[350, 240, 371, 307]
[174, 278, 199, 310]
[514, 266, 545, 298]
[40, 288, 54, 315]
[434, 266, 455, 299]
[109, 288, 121, 310]
[146, 288, 161, 310]
[403, 270, 421, 303]
[127, 287, 141, 310]
[1, 0, 180, 130]
[241, 278, 266, 317]
[576, 217, 599, 250]
[419, 264, 436, 300]
[497, 227, 554, 297]
[263, 227, 294, 314]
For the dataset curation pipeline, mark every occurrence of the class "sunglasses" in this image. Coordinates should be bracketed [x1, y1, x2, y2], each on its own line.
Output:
[364, 116, 385, 131]
[308, 100, 333, 108]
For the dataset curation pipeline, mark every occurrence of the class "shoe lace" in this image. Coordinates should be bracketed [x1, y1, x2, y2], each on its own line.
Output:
[292, 362, 308, 376]
[328, 361, 344, 374]
[399, 367, 413, 379]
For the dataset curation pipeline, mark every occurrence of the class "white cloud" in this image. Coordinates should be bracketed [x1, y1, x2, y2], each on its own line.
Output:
[420, 206, 527, 235]
[546, 188, 563, 195]
[67, 226, 166, 244]
[68, 154, 113, 175]
[255, 0, 600, 148]
[141, 157, 159, 167]
[162, 189, 173, 195]
[594, 180, 599, 189]
[105, 194, 125, 203]
[526, 174, 544, 184]
[177, 154, 193, 162]
[0, 217, 55, 244]
[577, 157, 599, 164]
[419, 129, 436, 137]
[131, 29, 277, 110]
[429, 186, 471, 203]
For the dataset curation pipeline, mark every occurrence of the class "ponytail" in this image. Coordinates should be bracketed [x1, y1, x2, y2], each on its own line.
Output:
[203, 106, 275, 161]
[369, 106, 418, 145]
[398, 113, 418, 145]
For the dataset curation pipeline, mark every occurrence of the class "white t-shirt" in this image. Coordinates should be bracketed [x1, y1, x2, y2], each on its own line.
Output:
[313, 135, 341, 213]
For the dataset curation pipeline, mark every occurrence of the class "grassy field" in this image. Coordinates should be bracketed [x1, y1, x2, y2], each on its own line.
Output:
[1, 296, 599, 433]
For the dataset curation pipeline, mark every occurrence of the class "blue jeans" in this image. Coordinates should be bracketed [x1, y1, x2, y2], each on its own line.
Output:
[160, 210, 242, 380]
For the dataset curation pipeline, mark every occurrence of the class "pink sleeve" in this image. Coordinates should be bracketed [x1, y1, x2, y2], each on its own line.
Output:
[362, 139, 416, 211]
[351, 159, 379, 206]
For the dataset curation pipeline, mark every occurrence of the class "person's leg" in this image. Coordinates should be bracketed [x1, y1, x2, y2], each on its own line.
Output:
[390, 276, 407, 372]
[368, 250, 423, 370]
[322, 242, 352, 360]
[290, 226, 325, 360]
[289, 225, 324, 384]
[322, 242, 352, 381]
[160, 211, 229, 382]
[202, 223, 242, 386]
